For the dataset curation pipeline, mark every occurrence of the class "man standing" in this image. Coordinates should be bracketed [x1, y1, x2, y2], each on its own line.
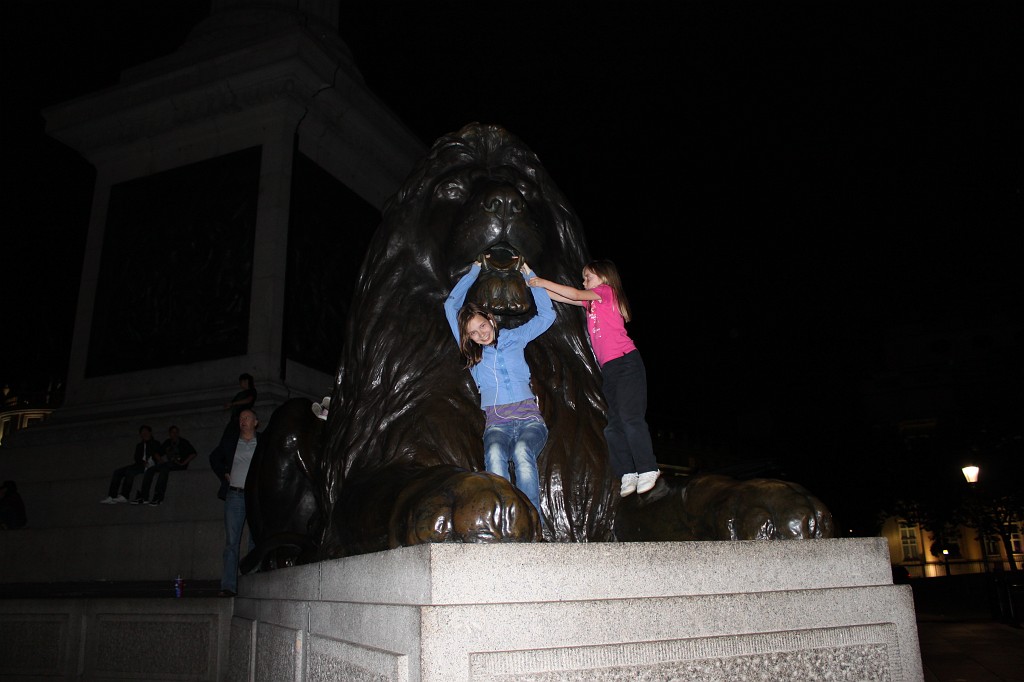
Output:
[100, 425, 162, 504]
[132, 425, 198, 505]
[217, 408, 259, 597]
[209, 373, 258, 500]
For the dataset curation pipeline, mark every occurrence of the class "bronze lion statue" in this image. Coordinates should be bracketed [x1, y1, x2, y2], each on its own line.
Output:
[242, 123, 832, 570]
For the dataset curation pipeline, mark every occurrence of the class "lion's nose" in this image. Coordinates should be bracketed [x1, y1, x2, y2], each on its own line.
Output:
[482, 186, 524, 221]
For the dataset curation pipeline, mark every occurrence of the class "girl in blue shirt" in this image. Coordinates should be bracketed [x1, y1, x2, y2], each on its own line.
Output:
[444, 258, 555, 514]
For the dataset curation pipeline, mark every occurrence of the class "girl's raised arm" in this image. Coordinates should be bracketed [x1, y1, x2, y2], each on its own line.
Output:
[527, 275, 599, 306]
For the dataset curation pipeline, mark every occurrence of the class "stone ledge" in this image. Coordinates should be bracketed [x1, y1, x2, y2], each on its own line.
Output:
[229, 539, 924, 681]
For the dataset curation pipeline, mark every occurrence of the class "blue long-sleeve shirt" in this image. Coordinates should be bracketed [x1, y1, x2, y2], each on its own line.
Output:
[444, 264, 555, 408]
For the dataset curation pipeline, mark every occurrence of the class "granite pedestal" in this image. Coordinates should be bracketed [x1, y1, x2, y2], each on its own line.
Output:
[229, 537, 923, 681]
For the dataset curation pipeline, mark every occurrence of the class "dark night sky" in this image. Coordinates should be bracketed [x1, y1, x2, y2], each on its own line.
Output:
[3, 2, 1022, 524]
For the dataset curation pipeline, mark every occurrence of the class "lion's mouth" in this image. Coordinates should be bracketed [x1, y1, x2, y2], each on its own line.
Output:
[480, 244, 524, 273]
[470, 242, 533, 320]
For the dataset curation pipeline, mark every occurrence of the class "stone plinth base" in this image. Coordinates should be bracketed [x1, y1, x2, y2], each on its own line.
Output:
[0, 597, 233, 681]
[230, 538, 923, 681]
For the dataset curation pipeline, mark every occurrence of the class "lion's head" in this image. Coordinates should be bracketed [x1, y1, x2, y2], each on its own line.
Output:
[318, 123, 618, 555]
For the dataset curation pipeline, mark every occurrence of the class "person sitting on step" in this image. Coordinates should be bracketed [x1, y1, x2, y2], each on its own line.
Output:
[132, 425, 197, 505]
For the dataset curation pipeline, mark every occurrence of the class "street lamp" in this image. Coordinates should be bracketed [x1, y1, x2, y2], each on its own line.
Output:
[960, 464, 987, 573]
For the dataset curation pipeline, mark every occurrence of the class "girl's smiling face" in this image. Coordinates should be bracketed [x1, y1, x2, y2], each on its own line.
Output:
[466, 314, 495, 346]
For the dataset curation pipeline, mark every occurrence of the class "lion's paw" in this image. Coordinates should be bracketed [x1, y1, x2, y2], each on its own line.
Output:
[388, 466, 541, 548]
[681, 474, 835, 540]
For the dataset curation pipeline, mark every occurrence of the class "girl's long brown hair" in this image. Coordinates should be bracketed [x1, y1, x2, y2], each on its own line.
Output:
[586, 259, 632, 322]
[456, 302, 498, 368]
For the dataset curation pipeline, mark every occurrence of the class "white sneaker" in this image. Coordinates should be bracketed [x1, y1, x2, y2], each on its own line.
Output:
[113, 495, 129, 504]
[311, 396, 330, 420]
[637, 470, 661, 494]
[100, 496, 117, 504]
[620, 473, 638, 497]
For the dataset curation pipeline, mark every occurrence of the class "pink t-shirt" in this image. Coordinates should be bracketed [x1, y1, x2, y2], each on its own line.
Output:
[587, 284, 636, 366]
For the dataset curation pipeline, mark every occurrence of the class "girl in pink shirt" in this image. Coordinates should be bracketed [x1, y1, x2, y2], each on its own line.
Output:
[529, 260, 660, 497]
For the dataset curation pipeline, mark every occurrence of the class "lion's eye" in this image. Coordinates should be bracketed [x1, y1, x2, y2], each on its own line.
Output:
[436, 181, 466, 201]
[516, 182, 540, 203]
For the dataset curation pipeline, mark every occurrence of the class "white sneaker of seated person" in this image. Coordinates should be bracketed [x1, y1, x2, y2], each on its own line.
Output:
[620, 473, 638, 497]
[100, 495, 128, 504]
[636, 470, 661, 494]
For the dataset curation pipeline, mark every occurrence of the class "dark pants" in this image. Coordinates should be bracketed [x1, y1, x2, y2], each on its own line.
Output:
[108, 463, 145, 498]
[601, 350, 658, 477]
[140, 462, 187, 501]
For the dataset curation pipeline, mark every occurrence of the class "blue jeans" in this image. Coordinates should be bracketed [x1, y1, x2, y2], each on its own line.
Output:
[221, 488, 254, 592]
[483, 417, 547, 513]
